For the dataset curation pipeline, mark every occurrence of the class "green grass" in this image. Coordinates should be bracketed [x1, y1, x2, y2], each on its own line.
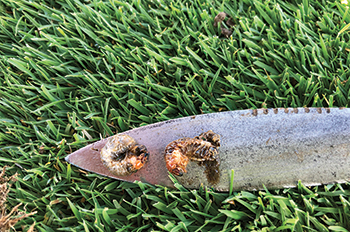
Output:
[1, 0, 350, 231]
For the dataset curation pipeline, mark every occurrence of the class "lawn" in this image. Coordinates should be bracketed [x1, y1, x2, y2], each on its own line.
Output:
[1, 0, 350, 231]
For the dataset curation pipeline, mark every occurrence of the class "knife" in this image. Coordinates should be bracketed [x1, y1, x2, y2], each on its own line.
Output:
[65, 107, 350, 191]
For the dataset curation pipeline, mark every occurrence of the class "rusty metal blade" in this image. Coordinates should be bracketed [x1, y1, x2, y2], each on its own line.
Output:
[65, 107, 350, 191]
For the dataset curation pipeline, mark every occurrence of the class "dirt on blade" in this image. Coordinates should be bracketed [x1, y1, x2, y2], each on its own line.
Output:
[0, 166, 36, 232]
[214, 12, 234, 38]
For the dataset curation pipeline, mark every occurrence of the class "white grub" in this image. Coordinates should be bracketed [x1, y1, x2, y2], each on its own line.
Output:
[164, 130, 220, 177]
[100, 134, 149, 176]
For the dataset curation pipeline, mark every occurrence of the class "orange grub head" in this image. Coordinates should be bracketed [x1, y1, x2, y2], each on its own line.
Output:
[165, 149, 189, 176]
[128, 152, 149, 171]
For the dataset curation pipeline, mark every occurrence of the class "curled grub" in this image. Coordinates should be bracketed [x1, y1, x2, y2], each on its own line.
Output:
[164, 130, 221, 185]
[100, 134, 149, 176]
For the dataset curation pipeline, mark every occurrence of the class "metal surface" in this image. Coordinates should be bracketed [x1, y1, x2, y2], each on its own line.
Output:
[65, 108, 350, 191]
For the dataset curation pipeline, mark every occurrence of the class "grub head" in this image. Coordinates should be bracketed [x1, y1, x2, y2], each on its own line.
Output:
[165, 149, 189, 176]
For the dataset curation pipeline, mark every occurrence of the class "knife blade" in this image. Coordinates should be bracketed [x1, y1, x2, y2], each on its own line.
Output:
[65, 107, 350, 191]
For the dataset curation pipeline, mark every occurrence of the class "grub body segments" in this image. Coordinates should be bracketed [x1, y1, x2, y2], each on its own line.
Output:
[164, 130, 221, 183]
